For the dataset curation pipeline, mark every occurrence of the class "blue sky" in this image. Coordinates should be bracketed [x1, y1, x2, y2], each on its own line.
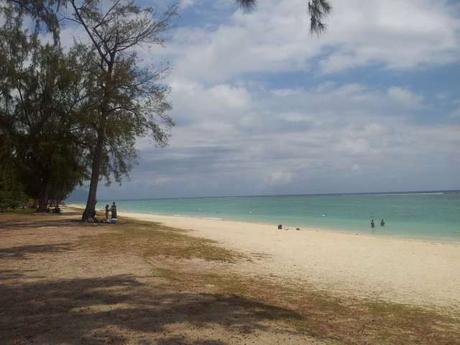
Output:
[71, 0, 460, 200]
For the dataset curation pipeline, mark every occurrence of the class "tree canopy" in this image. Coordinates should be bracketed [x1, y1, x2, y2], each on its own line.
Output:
[1, 1, 175, 217]
[0, 13, 90, 210]
[0, 0, 330, 215]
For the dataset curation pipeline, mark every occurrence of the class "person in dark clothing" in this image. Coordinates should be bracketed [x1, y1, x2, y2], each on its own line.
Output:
[105, 204, 110, 221]
[371, 219, 375, 228]
[380, 219, 385, 227]
[278, 224, 283, 230]
[111, 202, 117, 219]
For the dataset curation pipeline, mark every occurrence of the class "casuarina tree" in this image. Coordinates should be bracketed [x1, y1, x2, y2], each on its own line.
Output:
[2, 1, 175, 219]
[64, 1, 175, 221]
[0, 13, 90, 210]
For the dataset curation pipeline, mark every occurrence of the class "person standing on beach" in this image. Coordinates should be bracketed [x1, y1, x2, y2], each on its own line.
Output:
[111, 202, 117, 220]
[105, 204, 110, 221]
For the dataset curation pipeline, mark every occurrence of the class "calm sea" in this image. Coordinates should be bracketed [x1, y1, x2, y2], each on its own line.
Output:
[79, 192, 460, 241]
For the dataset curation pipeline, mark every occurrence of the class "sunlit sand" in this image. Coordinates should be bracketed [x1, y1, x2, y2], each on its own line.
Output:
[121, 211, 460, 308]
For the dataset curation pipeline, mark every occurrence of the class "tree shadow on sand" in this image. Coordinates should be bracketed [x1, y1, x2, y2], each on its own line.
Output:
[0, 217, 94, 231]
[0, 273, 302, 345]
[157, 338, 226, 345]
[0, 243, 73, 259]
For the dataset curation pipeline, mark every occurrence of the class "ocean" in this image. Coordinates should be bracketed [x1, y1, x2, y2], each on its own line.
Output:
[77, 191, 460, 241]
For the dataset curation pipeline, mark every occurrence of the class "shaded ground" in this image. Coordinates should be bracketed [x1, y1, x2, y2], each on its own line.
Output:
[0, 211, 459, 345]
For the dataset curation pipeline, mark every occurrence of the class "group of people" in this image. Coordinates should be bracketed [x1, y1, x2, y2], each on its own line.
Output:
[277, 218, 387, 231]
[105, 202, 118, 223]
[371, 218, 385, 228]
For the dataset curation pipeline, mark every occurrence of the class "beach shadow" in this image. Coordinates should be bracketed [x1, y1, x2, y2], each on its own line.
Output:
[157, 338, 226, 345]
[0, 269, 27, 281]
[0, 243, 73, 260]
[0, 217, 79, 230]
[0, 215, 112, 235]
[0, 274, 302, 344]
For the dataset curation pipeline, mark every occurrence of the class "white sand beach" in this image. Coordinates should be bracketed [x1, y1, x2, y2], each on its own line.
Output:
[119, 211, 460, 309]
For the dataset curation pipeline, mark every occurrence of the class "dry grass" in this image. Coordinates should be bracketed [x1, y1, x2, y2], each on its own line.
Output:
[80, 218, 243, 263]
[1, 211, 459, 345]
[147, 266, 460, 345]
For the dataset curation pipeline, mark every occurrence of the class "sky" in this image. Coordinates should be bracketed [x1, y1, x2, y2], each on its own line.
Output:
[70, 0, 460, 200]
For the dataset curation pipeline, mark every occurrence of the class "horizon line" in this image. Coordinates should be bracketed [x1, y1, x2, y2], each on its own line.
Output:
[68, 189, 460, 202]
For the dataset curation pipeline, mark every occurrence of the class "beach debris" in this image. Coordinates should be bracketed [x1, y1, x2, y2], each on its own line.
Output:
[278, 224, 283, 230]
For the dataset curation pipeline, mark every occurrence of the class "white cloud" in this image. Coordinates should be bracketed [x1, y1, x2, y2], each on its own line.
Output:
[63, 0, 460, 198]
[450, 106, 460, 119]
[162, 0, 460, 82]
[387, 87, 423, 108]
[60, 1, 460, 82]
[179, 0, 195, 10]
[320, 0, 460, 73]
[265, 171, 294, 186]
[114, 80, 460, 197]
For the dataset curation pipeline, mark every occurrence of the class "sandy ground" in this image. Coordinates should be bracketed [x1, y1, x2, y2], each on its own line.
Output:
[0, 213, 326, 345]
[119, 211, 460, 309]
[2, 210, 460, 344]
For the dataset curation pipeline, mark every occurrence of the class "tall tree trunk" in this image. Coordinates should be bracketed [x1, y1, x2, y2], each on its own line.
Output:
[37, 182, 49, 212]
[82, 131, 104, 221]
[81, 56, 113, 222]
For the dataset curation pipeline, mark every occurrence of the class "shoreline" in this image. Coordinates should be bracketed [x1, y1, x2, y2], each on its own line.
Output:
[67, 203, 459, 244]
[67, 205, 460, 308]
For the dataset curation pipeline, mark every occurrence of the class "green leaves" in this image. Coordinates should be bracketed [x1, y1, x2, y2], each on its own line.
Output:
[0, 21, 90, 206]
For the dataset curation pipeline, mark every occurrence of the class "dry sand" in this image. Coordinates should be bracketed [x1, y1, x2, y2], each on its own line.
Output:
[119, 211, 460, 309]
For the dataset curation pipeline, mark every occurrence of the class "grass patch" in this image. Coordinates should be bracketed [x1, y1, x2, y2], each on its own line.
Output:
[0, 209, 81, 224]
[80, 218, 242, 263]
[152, 265, 460, 345]
[0, 208, 36, 215]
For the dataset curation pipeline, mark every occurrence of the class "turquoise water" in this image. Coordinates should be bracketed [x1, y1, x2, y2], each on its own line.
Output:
[83, 192, 460, 240]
